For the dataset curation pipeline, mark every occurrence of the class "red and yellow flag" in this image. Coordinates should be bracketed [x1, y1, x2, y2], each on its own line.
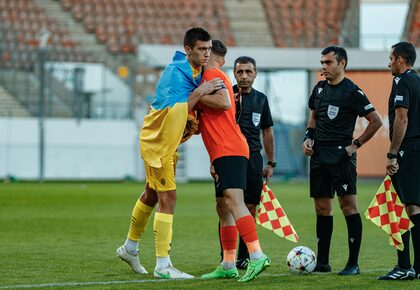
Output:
[364, 175, 413, 250]
[256, 183, 299, 243]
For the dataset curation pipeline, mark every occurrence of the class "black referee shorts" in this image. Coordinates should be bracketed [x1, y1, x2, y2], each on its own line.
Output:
[213, 156, 247, 197]
[244, 151, 263, 205]
[391, 141, 420, 206]
[310, 145, 357, 198]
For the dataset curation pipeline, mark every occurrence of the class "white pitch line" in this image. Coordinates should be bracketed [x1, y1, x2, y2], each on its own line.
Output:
[0, 268, 394, 289]
[0, 279, 173, 289]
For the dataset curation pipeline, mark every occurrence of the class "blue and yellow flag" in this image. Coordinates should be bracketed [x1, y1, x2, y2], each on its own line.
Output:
[140, 51, 202, 168]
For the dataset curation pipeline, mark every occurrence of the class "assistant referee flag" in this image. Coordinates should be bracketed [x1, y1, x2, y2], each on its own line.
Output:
[256, 183, 299, 243]
[364, 175, 413, 250]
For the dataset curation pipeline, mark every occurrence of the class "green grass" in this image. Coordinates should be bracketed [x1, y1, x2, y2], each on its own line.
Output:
[0, 181, 418, 289]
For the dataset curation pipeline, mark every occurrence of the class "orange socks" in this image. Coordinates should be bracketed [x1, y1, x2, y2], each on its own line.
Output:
[220, 226, 238, 264]
[236, 215, 263, 259]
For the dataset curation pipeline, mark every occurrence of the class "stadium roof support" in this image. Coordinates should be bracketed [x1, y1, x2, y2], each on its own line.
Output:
[138, 45, 420, 71]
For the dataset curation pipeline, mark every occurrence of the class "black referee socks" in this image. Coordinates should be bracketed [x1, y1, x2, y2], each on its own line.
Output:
[345, 213, 362, 267]
[410, 213, 420, 272]
[316, 215, 333, 265]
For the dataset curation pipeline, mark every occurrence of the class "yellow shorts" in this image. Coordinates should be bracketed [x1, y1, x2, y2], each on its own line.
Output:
[145, 152, 178, 192]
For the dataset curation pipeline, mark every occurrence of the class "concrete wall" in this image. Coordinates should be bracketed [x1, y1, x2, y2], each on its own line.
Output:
[0, 117, 142, 180]
[0, 117, 213, 181]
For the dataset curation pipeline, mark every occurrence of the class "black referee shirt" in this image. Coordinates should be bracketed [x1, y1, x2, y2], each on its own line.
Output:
[308, 78, 375, 145]
[234, 86, 274, 152]
[388, 69, 420, 142]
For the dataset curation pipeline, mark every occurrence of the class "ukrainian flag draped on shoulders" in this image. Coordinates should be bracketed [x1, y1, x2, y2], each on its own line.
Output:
[140, 51, 203, 168]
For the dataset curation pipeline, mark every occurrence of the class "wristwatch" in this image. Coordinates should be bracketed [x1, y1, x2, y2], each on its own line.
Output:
[352, 139, 362, 148]
[387, 152, 398, 159]
[267, 161, 277, 168]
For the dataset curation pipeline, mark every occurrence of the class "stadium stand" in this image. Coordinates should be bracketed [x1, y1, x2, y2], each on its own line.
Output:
[404, 0, 420, 47]
[60, 0, 236, 54]
[261, 0, 357, 48]
[0, 0, 94, 68]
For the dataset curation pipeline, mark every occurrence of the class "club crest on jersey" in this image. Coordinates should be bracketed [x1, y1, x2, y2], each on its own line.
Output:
[327, 105, 339, 120]
[252, 112, 261, 126]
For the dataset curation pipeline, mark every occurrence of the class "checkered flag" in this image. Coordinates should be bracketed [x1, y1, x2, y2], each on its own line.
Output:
[256, 182, 299, 243]
[364, 175, 413, 250]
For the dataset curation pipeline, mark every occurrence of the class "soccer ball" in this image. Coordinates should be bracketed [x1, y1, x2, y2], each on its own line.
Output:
[286, 246, 317, 274]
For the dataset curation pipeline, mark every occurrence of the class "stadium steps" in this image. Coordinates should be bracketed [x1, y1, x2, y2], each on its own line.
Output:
[34, 0, 145, 106]
[0, 70, 73, 118]
[33, 0, 137, 72]
[224, 0, 274, 47]
[33, 0, 107, 54]
[0, 85, 30, 117]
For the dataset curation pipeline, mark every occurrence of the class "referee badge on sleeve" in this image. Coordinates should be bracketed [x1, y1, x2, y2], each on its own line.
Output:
[327, 105, 339, 120]
[252, 112, 261, 126]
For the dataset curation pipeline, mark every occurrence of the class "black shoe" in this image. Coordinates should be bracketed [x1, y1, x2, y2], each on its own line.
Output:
[377, 266, 415, 280]
[314, 262, 331, 273]
[338, 264, 360, 275]
[236, 258, 249, 270]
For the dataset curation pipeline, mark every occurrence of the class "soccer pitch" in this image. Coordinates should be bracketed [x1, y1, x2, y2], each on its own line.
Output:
[0, 181, 418, 289]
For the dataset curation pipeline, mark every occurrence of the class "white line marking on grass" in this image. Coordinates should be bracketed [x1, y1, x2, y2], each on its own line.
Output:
[0, 279, 173, 289]
[0, 268, 393, 289]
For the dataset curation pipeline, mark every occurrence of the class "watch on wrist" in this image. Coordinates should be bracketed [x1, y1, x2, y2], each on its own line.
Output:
[267, 161, 277, 168]
[387, 152, 398, 159]
[353, 138, 362, 148]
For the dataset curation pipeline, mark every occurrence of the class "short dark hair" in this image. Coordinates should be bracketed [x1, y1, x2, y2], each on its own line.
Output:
[234, 56, 257, 71]
[183, 27, 211, 48]
[321, 46, 348, 69]
[211, 39, 227, 57]
[392, 41, 416, 66]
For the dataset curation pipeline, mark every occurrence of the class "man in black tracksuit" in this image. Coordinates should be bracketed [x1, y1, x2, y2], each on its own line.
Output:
[301, 46, 382, 275]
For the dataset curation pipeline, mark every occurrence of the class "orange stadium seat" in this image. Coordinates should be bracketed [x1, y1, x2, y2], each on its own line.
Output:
[262, 0, 348, 48]
[60, 0, 235, 54]
[0, 0, 82, 68]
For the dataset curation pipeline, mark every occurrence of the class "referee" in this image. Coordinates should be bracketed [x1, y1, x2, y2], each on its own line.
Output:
[301, 46, 382, 275]
[229, 56, 275, 269]
[378, 42, 420, 280]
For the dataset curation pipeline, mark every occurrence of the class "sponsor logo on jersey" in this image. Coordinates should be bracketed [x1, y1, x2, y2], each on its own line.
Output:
[395, 95, 403, 102]
[318, 87, 323, 94]
[394, 77, 401, 85]
[364, 104, 373, 110]
[327, 105, 339, 120]
[252, 112, 261, 126]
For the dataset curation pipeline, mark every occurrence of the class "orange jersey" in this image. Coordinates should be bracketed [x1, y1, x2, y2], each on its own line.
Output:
[198, 68, 249, 163]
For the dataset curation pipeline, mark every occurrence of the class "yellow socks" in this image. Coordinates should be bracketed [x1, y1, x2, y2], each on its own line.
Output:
[154, 212, 174, 257]
[127, 199, 154, 241]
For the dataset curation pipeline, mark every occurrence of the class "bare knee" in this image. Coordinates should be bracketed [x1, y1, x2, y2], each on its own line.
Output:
[246, 203, 257, 218]
[140, 184, 158, 206]
[338, 195, 359, 216]
[314, 198, 333, 216]
[156, 190, 176, 214]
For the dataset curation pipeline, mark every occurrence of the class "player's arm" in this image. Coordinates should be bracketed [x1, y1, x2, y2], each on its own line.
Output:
[200, 88, 231, 110]
[387, 107, 408, 175]
[301, 110, 316, 156]
[188, 78, 224, 111]
[262, 127, 275, 183]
